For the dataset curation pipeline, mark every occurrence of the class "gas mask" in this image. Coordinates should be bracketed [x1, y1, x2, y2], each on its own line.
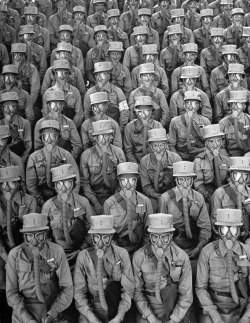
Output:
[59, 31, 72, 43]
[92, 102, 108, 120]
[56, 0, 67, 11]
[169, 33, 181, 46]
[128, 0, 139, 11]
[202, 16, 212, 29]
[143, 54, 156, 63]
[159, 0, 170, 12]
[244, 36, 250, 46]
[229, 73, 242, 89]
[183, 78, 196, 91]
[150, 232, 172, 257]
[230, 170, 250, 193]
[2, 102, 17, 122]
[94, 132, 113, 150]
[139, 14, 150, 27]
[94, 3, 105, 14]
[135, 107, 152, 125]
[212, 36, 223, 49]
[73, 12, 84, 24]
[140, 72, 154, 88]
[230, 102, 246, 118]
[54, 69, 69, 86]
[221, 4, 233, 16]
[12, 53, 26, 68]
[0, 179, 19, 201]
[0, 11, 7, 23]
[24, 230, 47, 252]
[205, 136, 223, 156]
[219, 225, 240, 249]
[188, 1, 198, 13]
[109, 16, 119, 28]
[176, 176, 194, 197]
[92, 233, 112, 253]
[109, 51, 122, 66]
[41, 130, 59, 152]
[55, 178, 74, 201]
[95, 71, 110, 88]
[55, 51, 72, 62]
[95, 31, 107, 47]
[48, 101, 64, 119]
[21, 33, 33, 46]
[25, 0, 38, 7]
[172, 17, 184, 25]
[119, 175, 137, 199]
[135, 34, 147, 47]
[184, 52, 197, 64]
[25, 14, 36, 25]
[232, 14, 244, 27]
[184, 100, 199, 117]
[3, 74, 16, 91]
[150, 141, 167, 161]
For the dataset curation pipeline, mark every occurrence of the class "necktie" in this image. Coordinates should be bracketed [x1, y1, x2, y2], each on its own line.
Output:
[171, 46, 178, 70]
[225, 15, 231, 28]
[213, 155, 221, 188]
[154, 160, 161, 193]
[182, 196, 192, 239]
[161, 11, 166, 33]
[234, 118, 244, 151]
[237, 191, 242, 210]
[126, 198, 136, 244]
[129, 12, 135, 36]
[62, 197, 73, 247]
[226, 249, 239, 305]
[27, 45, 31, 64]
[112, 29, 118, 41]
[59, 12, 63, 25]
[102, 152, 110, 188]
[46, 149, 52, 188]
[205, 30, 209, 48]
[155, 253, 163, 304]
[235, 26, 239, 47]
[97, 45, 104, 62]
[32, 247, 45, 303]
[73, 26, 80, 46]
[6, 196, 15, 248]
[186, 116, 192, 152]
[190, 13, 194, 31]
[215, 50, 219, 67]
[142, 126, 148, 156]
[96, 250, 108, 311]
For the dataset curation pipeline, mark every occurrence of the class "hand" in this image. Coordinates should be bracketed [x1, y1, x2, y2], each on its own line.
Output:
[188, 247, 200, 260]
[147, 314, 162, 323]
[239, 318, 250, 323]
[95, 202, 103, 215]
[108, 316, 122, 323]
[42, 315, 53, 323]
[66, 250, 80, 262]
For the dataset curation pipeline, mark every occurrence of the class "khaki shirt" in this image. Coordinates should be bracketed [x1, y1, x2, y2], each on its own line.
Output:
[0, 148, 25, 182]
[86, 12, 108, 30]
[107, 27, 129, 50]
[224, 25, 244, 48]
[213, 13, 232, 29]
[72, 23, 96, 57]
[160, 44, 185, 77]
[0, 44, 9, 67]
[48, 11, 73, 47]
[130, 27, 160, 51]
[200, 46, 223, 79]
[32, 24, 50, 58]
[119, 10, 140, 35]
[162, 26, 194, 49]
[109, 62, 132, 100]
[88, 0, 118, 15]
[184, 11, 202, 32]
[22, 42, 47, 80]
[208, 0, 221, 16]
[0, 23, 16, 50]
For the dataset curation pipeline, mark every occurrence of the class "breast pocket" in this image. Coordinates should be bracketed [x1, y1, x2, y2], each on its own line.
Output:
[112, 262, 122, 281]
[18, 260, 32, 290]
[66, 93, 76, 107]
[170, 266, 182, 282]
[61, 127, 70, 140]
[35, 161, 46, 177]
[189, 202, 200, 220]
[89, 162, 101, 175]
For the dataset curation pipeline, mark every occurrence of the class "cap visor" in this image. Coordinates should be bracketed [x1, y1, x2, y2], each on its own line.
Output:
[88, 228, 116, 234]
[21, 225, 49, 233]
[215, 222, 243, 226]
[148, 227, 175, 233]
[52, 174, 76, 182]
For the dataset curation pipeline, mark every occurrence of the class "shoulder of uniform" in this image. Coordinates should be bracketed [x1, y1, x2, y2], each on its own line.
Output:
[200, 241, 218, 256]
[132, 245, 147, 263]
[112, 244, 130, 260]
[171, 243, 189, 261]
[195, 151, 206, 159]
[193, 189, 206, 202]
[137, 191, 150, 202]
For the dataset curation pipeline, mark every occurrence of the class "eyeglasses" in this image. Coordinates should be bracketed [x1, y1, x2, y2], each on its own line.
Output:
[119, 177, 137, 188]
[2, 104, 17, 113]
[92, 103, 107, 113]
[55, 179, 73, 190]
[42, 133, 58, 142]
[176, 177, 193, 186]
[231, 102, 246, 110]
[218, 225, 240, 237]
[150, 142, 166, 151]
[231, 171, 250, 182]
[184, 101, 199, 109]
[150, 233, 171, 245]
[92, 234, 111, 246]
[24, 231, 46, 244]
[48, 101, 64, 111]
[0, 181, 18, 190]
[206, 138, 223, 147]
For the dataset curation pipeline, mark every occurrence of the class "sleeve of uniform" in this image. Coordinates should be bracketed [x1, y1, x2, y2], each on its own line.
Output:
[80, 121, 91, 151]
[41, 69, 52, 96]
[117, 87, 130, 133]
[201, 92, 212, 121]
[123, 67, 133, 100]
[66, 151, 80, 193]
[159, 90, 170, 128]
[26, 154, 42, 200]
[168, 119, 178, 153]
[38, 47, 47, 80]
[159, 48, 166, 70]
[47, 245, 73, 319]
[196, 197, 211, 244]
[24, 90, 35, 124]
[169, 94, 178, 119]
[83, 89, 92, 120]
[158, 193, 169, 213]
[214, 92, 224, 123]
[200, 68, 211, 100]
[72, 88, 84, 128]
[171, 70, 179, 96]
[1, 44, 9, 66]
[76, 49, 85, 76]
[122, 48, 131, 71]
[69, 120, 83, 160]
[210, 69, 218, 100]
[6, 249, 36, 322]
[27, 195, 37, 213]
[153, 30, 160, 51]
[87, 28, 96, 48]
[200, 49, 209, 80]
[170, 250, 193, 322]
[85, 50, 95, 85]
[128, 90, 136, 121]
[118, 15, 125, 31]
[48, 17, 58, 46]
[123, 123, 138, 163]
[29, 66, 41, 107]
[44, 28, 51, 58]
[139, 158, 157, 199]
[34, 120, 43, 151]
[193, 157, 210, 196]
[76, 69, 86, 98]
[112, 120, 123, 149]
[131, 68, 138, 90]
[161, 31, 168, 49]
[159, 69, 169, 99]
[210, 189, 223, 234]
[22, 119, 32, 162]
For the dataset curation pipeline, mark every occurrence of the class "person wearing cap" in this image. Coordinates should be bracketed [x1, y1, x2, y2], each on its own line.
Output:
[210, 157, 250, 240]
[88, 0, 118, 15]
[74, 215, 134, 323]
[85, 25, 110, 86]
[81, 92, 122, 150]
[235, 0, 250, 14]
[170, 66, 212, 121]
[193, 9, 214, 54]
[0, 64, 35, 124]
[119, 0, 140, 36]
[6, 212, 73, 323]
[132, 213, 193, 323]
[213, 0, 233, 29]
[161, 9, 194, 49]
[219, 91, 250, 157]
[0, 0, 21, 31]
[193, 124, 229, 203]
[196, 208, 250, 323]
[151, 0, 172, 45]
[200, 27, 224, 80]
[123, 26, 149, 72]
[22, 6, 50, 58]
[106, 9, 129, 50]
[224, 8, 245, 48]
[66, 0, 87, 15]
[86, 0, 108, 29]
[171, 43, 211, 99]
[0, 5, 16, 53]
[84, 61, 129, 133]
[0, 43, 9, 74]
[18, 25, 47, 80]
[43, 60, 83, 129]
[72, 6, 96, 58]
[139, 128, 182, 212]
[124, 96, 163, 164]
[80, 119, 125, 214]
[184, 0, 201, 32]
[104, 162, 153, 253]
[169, 90, 211, 161]
[34, 90, 83, 160]
[214, 63, 250, 123]
[4, 0, 24, 15]
[26, 119, 80, 208]
[131, 44, 169, 100]
[237, 27, 250, 90]
[22, 0, 49, 28]
[42, 164, 92, 265]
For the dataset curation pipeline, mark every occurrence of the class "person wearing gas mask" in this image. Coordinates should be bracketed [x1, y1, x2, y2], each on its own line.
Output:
[0, 5, 16, 53]
[43, 60, 83, 129]
[184, 0, 201, 32]
[74, 215, 134, 323]
[0, 0, 21, 30]
[171, 43, 210, 99]
[129, 8, 160, 51]
[22, 6, 50, 59]
[48, 0, 72, 50]
[86, 0, 108, 30]
[84, 61, 129, 134]
[88, 0, 118, 15]
[161, 9, 194, 49]
[170, 66, 212, 121]
[0, 43, 9, 74]
[10, 43, 40, 111]
[4, 0, 23, 15]
[119, 0, 140, 37]
[0, 92, 31, 163]
[66, 0, 86, 15]
[169, 91, 211, 161]
[22, 0, 49, 28]
[123, 0, 155, 13]
[104, 162, 153, 254]
[193, 124, 229, 205]
[0, 64, 34, 125]
[81, 92, 122, 151]
[85, 25, 109, 87]
[80, 120, 125, 215]
[124, 96, 163, 164]
[214, 64, 250, 123]
[140, 128, 182, 213]
[235, 0, 250, 14]
[210, 157, 250, 241]
[34, 90, 83, 161]
[224, 8, 245, 48]
[196, 208, 250, 323]
[200, 28, 224, 81]
[237, 27, 250, 90]
[213, 0, 233, 29]
[209, 0, 223, 17]
[72, 6, 96, 59]
[106, 9, 129, 50]
[18, 24, 47, 80]
[42, 164, 92, 266]
[123, 26, 149, 72]
[160, 24, 185, 78]
[42, 42, 86, 104]
[26, 120, 79, 208]
[129, 63, 170, 128]
[219, 91, 250, 157]
[6, 212, 73, 323]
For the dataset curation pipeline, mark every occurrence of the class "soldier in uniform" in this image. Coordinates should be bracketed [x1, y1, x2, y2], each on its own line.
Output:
[169, 90, 211, 161]
[86, 0, 108, 30]
[1, 0, 21, 30]
[129, 63, 170, 128]
[219, 91, 250, 157]
[22, 0, 48, 28]
[74, 215, 135, 323]
[235, 0, 250, 14]
[0, 43, 9, 74]
[237, 27, 250, 90]
[80, 120, 126, 214]
[34, 90, 83, 161]
[209, 0, 222, 17]
[84, 61, 129, 134]
[184, 0, 201, 32]
[119, 0, 140, 37]
[224, 8, 245, 48]
[88, 0, 118, 14]
[213, 0, 233, 29]
[43, 59, 83, 129]
[81, 91, 122, 151]
[140, 128, 182, 212]
[193, 124, 229, 204]
[106, 9, 129, 50]
[0, 5, 16, 53]
[133, 212, 193, 323]
[196, 208, 250, 323]
[6, 212, 73, 323]
[26, 120, 79, 208]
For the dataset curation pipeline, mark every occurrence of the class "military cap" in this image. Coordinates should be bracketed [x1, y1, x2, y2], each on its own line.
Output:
[182, 43, 198, 53]
[2, 65, 18, 75]
[56, 42, 73, 52]
[107, 9, 120, 17]
[117, 162, 139, 176]
[72, 5, 86, 13]
[173, 161, 196, 177]
[21, 213, 49, 233]
[134, 96, 153, 107]
[90, 92, 109, 105]
[94, 25, 108, 34]
[133, 26, 148, 35]
[53, 59, 70, 70]
[108, 41, 123, 52]
[171, 8, 185, 18]
[0, 5, 7, 12]
[228, 90, 247, 103]
[0, 166, 20, 182]
[0, 125, 10, 139]
[0, 92, 18, 103]
[46, 90, 65, 102]
[184, 90, 202, 102]
[200, 9, 213, 17]
[148, 214, 175, 233]
[59, 25, 73, 33]
[142, 44, 157, 55]
[229, 157, 250, 172]
[93, 0, 106, 4]
[19, 25, 35, 35]
[180, 66, 199, 78]
[231, 8, 244, 15]
[24, 6, 38, 14]
[167, 24, 183, 35]
[94, 61, 112, 73]
[92, 120, 113, 135]
[11, 43, 27, 54]
[210, 28, 224, 37]
[148, 128, 168, 142]
[139, 62, 155, 74]
[222, 45, 238, 55]
[215, 209, 243, 226]
[227, 63, 245, 74]
[138, 8, 151, 16]
[243, 27, 250, 37]
[51, 164, 76, 182]
[88, 215, 115, 234]
[39, 120, 60, 133]
[203, 124, 224, 139]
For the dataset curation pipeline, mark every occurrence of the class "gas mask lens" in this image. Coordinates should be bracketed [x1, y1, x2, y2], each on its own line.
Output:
[231, 171, 250, 182]
[24, 231, 46, 244]
[74, 12, 84, 19]
[48, 101, 64, 111]
[55, 179, 73, 190]
[207, 138, 222, 148]
[3, 75, 15, 83]
[92, 103, 107, 113]
[55, 70, 68, 79]
[56, 51, 71, 60]
[150, 233, 171, 245]
[231, 102, 246, 110]
[96, 72, 108, 80]
[25, 14, 36, 21]
[176, 177, 193, 186]
[42, 133, 58, 142]
[96, 133, 112, 143]
[229, 74, 242, 81]
[213, 36, 223, 43]
[0, 181, 18, 190]
[151, 142, 166, 151]
[23, 33, 32, 40]
[92, 234, 111, 246]
[218, 226, 240, 237]
[184, 100, 199, 109]
[140, 73, 154, 81]
[59, 32, 71, 40]
[2, 104, 17, 113]
[183, 78, 196, 85]
[12, 53, 24, 61]
[135, 109, 151, 118]
[119, 177, 137, 188]
[144, 54, 155, 62]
